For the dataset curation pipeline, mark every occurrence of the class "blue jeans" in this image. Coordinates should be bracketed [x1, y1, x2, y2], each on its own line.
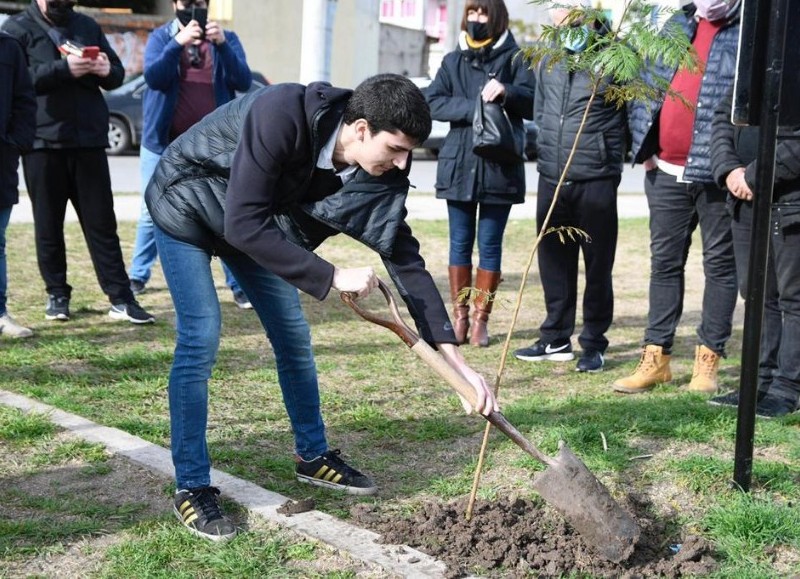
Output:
[0, 206, 10, 316]
[643, 169, 738, 355]
[154, 225, 327, 489]
[446, 200, 512, 271]
[131, 147, 241, 293]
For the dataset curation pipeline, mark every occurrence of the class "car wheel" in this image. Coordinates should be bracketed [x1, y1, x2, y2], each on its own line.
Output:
[107, 116, 131, 155]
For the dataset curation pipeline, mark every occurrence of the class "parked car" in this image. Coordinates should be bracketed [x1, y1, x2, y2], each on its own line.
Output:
[103, 72, 270, 155]
[408, 76, 537, 161]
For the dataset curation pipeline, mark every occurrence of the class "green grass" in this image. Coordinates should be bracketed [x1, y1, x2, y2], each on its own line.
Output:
[1, 216, 799, 576]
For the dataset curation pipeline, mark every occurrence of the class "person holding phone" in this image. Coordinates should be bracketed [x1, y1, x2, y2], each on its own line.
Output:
[128, 0, 253, 308]
[1, 0, 155, 324]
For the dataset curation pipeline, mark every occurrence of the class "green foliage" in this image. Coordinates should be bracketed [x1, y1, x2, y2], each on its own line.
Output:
[521, 0, 700, 110]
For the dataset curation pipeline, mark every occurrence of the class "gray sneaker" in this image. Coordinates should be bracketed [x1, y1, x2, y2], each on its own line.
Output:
[0, 313, 33, 338]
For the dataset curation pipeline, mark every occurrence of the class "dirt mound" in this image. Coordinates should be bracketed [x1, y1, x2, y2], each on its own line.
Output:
[351, 496, 718, 578]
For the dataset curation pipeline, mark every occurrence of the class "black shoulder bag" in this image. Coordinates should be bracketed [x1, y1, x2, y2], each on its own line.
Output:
[472, 87, 524, 164]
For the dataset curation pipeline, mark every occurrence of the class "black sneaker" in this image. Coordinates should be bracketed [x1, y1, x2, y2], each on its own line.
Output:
[173, 486, 236, 542]
[514, 339, 574, 362]
[108, 300, 155, 324]
[130, 279, 146, 295]
[295, 449, 378, 495]
[708, 389, 768, 408]
[232, 290, 252, 310]
[45, 295, 70, 321]
[576, 349, 604, 372]
[755, 393, 798, 419]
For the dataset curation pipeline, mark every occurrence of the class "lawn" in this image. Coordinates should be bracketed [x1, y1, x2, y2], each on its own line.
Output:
[1, 217, 798, 577]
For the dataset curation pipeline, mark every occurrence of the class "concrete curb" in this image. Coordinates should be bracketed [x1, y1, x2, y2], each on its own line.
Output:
[0, 389, 448, 578]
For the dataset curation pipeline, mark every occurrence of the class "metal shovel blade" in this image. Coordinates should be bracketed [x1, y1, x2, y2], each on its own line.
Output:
[531, 443, 640, 563]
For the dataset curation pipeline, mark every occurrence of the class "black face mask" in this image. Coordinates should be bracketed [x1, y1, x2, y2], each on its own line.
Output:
[45, 1, 75, 27]
[176, 6, 207, 33]
[466, 21, 490, 41]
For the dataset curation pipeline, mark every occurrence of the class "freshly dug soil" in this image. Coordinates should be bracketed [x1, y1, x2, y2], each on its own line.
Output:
[351, 495, 718, 578]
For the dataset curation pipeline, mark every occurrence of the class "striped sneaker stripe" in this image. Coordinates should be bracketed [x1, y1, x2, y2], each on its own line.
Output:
[312, 465, 344, 483]
[178, 500, 199, 525]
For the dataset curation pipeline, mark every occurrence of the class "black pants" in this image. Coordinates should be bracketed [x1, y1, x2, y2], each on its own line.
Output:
[536, 175, 620, 353]
[732, 197, 800, 404]
[22, 148, 133, 304]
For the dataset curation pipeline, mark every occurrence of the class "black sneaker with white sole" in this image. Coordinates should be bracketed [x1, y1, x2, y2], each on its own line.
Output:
[45, 295, 70, 321]
[173, 486, 236, 542]
[108, 300, 155, 324]
[296, 449, 378, 495]
[576, 349, 605, 372]
[708, 389, 768, 408]
[514, 339, 574, 362]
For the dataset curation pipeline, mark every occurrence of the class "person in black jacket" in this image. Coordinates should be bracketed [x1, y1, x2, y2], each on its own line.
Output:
[1, 0, 153, 324]
[613, 0, 740, 395]
[146, 74, 498, 542]
[0, 31, 36, 339]
[708, 88, 800, 418]
[513, 2, 624, 373]
[425, 0, 536, 347]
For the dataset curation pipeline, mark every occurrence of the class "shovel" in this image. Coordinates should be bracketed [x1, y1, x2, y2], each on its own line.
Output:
[341, 280, 640, 563]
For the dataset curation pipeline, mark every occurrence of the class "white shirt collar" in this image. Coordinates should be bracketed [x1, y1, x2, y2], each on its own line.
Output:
[316, 120, 359, 184]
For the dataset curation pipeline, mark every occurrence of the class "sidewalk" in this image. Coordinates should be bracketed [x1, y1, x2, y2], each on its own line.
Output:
[10, 155, 650, 224]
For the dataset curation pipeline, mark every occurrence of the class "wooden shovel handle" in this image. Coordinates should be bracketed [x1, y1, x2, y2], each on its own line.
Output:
[341, 279, 553, 466]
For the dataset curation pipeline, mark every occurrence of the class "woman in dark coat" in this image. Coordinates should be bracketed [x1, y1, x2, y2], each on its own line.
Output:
[426, 0, 535, 347]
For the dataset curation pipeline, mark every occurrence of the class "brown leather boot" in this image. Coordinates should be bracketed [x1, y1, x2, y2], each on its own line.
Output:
[470, 268, 501, 347]
[612, 345, 672, 393]
[448, 265, 472, 344]
[687, 345, 721, 393]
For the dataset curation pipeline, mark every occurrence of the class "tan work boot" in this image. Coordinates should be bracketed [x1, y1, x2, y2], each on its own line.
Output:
[0, 313, 33, 339]
[613, 345, 672, 393]
[686, 345, 721, 393]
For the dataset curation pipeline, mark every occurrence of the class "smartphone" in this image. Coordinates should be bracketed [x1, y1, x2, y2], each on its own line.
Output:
[191, 6, 208, 39]
[82, 45, 100, 60]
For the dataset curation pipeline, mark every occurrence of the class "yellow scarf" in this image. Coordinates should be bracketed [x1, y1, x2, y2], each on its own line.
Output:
[465, 35, 494, 50]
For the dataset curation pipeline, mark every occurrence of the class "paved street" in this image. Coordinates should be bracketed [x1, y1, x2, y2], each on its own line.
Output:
[11, 154, 649, 223]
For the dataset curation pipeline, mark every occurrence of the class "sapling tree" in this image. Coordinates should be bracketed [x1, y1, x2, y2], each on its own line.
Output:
[465, 0, 701, 518]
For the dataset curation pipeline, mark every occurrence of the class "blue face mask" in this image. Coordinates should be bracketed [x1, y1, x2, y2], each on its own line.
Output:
[562, 25, 589, 53]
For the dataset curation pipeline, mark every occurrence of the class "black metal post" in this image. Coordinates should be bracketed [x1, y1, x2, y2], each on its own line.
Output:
[732, 0, 788, 491]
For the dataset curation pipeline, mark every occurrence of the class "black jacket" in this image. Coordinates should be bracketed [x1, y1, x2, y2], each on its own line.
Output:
[426, 30, 535, 204]
[534, 57, 626, 182]
[1, 1, 124, 149]
[628, 4, 739, 182]
[0, 31, 36, 208]
[711, 88, 800, 223]
[147, 82, 456, 344]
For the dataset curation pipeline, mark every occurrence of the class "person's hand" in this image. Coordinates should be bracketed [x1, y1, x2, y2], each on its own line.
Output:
[332, 266, 378, 299]
[481, 78, 506, 103]
[438, 344, 499, 416]
[726, 167, 754, 201]
[205, 20, 226, 45]
[175, 19, 203, 46]
[66, 54, 94, 77]
[643, 156, 658, 172]
[89, 52, 110, 77]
